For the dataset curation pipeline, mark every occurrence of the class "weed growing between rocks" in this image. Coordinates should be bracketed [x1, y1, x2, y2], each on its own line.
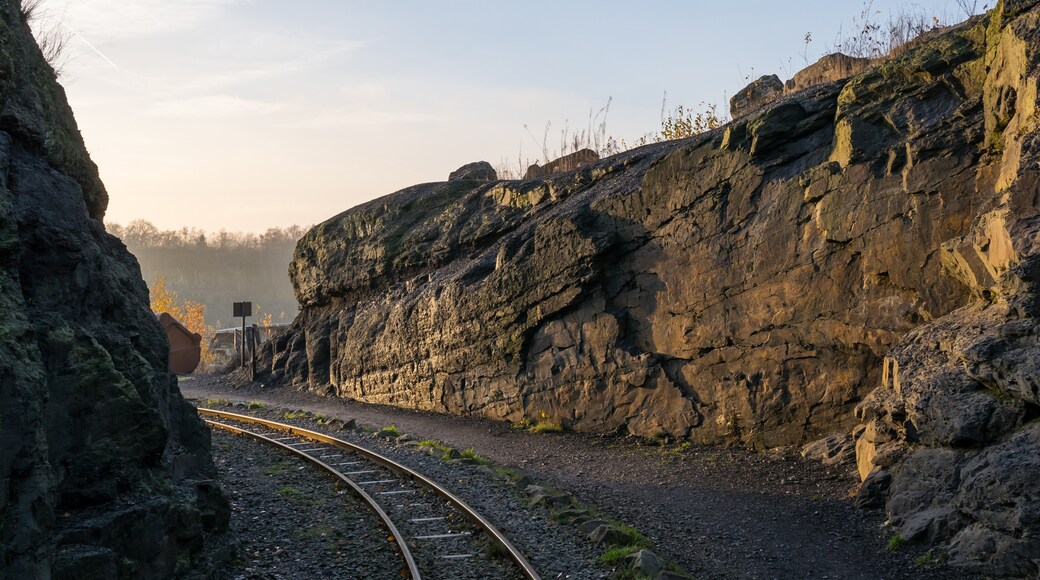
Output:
[914, 547, 948, 567]
[513, 412, 564, 433]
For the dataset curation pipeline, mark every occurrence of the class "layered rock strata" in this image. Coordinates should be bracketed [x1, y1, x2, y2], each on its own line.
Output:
[0, 1, 228, 577]
[266, 3, 1040, 572]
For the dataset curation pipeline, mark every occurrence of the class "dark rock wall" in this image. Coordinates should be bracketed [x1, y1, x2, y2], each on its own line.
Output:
[0, 1, 226, 577]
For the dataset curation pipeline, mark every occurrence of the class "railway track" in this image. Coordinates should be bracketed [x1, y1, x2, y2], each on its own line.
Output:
[200, 408, 541, 580]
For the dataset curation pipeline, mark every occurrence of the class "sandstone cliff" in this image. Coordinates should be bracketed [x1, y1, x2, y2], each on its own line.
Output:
[265, 2, 1040, 573]
[0, 1, 227, 577]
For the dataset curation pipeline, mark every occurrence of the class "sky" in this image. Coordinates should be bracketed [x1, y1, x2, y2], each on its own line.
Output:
[31, 0, 977, 232]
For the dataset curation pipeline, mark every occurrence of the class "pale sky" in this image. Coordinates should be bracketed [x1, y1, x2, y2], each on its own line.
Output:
[32, 0, 972, 232]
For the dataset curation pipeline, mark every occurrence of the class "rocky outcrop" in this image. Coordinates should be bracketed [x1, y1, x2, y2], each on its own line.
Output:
[784, 52, 874, 94]
[448, 161, 497, 182]
[268, 7, 1030, 446]
[730, 74, 784, 118]
[0, 1, 227, 577]
[267, 4, 1040, 572]
[524, 148, 599, 179]
[852, 2, 1040, 574]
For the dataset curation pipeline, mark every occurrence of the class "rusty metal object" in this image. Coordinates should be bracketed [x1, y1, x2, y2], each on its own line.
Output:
[155, 312, 201, 374]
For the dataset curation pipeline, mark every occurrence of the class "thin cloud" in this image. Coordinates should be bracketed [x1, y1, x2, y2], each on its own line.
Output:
[143, 95, 287, 120]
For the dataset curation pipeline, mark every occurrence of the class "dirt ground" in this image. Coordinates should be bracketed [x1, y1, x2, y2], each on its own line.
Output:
[181, 375, 971, 580]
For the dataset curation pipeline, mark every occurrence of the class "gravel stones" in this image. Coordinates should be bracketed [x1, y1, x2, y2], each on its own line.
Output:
[211, 430, 403, 579]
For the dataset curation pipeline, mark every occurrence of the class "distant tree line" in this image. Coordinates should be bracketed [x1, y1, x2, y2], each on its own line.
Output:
[107, 220, 305, 330]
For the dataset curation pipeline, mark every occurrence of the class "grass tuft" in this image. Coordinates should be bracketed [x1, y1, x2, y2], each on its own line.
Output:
[598, 544, 641, 563]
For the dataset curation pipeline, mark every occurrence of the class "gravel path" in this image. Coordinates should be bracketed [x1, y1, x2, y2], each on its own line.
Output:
[185, 375, 975, 579]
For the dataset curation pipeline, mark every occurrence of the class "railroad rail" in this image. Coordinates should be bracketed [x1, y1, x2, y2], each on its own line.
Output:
[200, 408, 541, 580]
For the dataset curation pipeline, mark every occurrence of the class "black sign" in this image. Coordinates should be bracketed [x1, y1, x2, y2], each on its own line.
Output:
[233, 301, 252, 318]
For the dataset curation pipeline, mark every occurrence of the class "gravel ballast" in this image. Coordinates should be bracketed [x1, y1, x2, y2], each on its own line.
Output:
[212, 429, 404, 579]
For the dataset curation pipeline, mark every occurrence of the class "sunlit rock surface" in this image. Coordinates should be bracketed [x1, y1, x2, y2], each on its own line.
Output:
[267, 2, 1040, 573]
[0, 1, 228, 576]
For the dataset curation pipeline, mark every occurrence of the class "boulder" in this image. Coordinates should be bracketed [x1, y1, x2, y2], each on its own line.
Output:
[800, 433, 855, 465]
[785, 52, 874, 94]
[524, 148, 599, 179]
[627, 549, 666, 577]
[589, 524, 637, 547]
[448, 161, 497, 182]
[729, 74, 784, 118]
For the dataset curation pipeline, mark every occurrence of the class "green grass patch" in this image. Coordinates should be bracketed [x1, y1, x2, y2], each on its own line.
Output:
[460, 448, 487, 464]
[598, 544, 641, 563]
[886, 534, 905, 552]
[276, 485, 318, 505]
[615, 523, 652, 548]
[914, 547, 945, 566]
[247, 401, 266, 410]
[283, 410, 305, 420]
[377, 425, 400, 438]
[204, 398, 230, 407]
[663, 441, 691, 455]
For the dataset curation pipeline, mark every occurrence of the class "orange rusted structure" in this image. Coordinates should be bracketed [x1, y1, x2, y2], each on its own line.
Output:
[155, 312, 201, 374]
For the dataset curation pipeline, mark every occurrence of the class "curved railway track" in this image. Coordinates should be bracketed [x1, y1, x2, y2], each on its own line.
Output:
[200, 408, 541, 580]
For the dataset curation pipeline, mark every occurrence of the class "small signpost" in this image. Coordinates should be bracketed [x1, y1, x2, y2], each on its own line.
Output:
[233, 301, 252, 368]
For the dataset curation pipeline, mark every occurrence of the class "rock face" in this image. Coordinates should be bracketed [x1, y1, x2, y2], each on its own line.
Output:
[852, 3, 1040, 572]
[267, 3, 1040, 572]
[448, 161, 497, 182]
[784, 52, 874, 94]
[524, 148, 599, 179]
[0, 1, 227, 577]
[730, 74, 784, 118]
